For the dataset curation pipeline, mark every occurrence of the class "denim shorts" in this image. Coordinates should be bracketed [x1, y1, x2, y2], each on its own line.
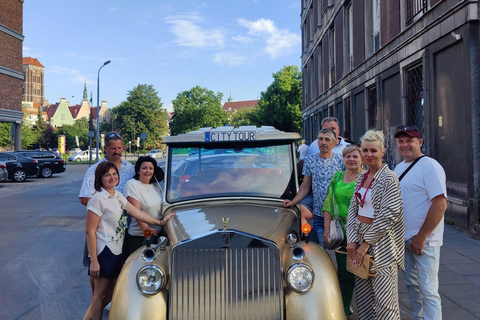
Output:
[300, 192, 314, 212]
[88, 245, 123, 279]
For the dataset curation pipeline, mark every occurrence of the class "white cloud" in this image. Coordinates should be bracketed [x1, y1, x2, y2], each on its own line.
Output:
[237, 18, 300, 59]
[165, 13, 224, 48]
[213, 53, 247, 66]
[232, 35, 254, 43]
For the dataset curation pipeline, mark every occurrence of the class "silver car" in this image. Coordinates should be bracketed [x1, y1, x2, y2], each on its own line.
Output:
[0, 161, 7, 182]
[147, 149, 164, 159]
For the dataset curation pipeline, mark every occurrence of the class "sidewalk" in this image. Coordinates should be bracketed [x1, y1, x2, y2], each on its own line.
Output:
[339, 224, 480, 319]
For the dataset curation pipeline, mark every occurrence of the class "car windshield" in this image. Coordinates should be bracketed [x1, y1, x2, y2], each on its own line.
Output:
[166, 144, 296, 202]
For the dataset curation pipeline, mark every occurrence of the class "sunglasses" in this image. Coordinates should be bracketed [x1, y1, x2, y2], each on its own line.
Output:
[355, 170, 374, 208]
[396, 125, 418, 133]
[106, 132, 122, 140]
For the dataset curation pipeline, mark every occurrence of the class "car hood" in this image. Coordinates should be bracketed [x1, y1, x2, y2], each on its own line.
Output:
[164, 200, 299, 247]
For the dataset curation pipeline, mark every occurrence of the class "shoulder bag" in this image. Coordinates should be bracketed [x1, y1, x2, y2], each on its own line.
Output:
[325, 188, 344, 250]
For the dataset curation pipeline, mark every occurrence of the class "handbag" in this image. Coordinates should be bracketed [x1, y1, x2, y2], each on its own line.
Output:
[325, 199, 344, 250]
[335, 247, 379, 279]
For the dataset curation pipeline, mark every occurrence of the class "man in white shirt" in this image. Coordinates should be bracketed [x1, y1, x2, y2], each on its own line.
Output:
[297, 140, 309, 160]
[394, 125, 447, 320]
[306, 117, 350, 156]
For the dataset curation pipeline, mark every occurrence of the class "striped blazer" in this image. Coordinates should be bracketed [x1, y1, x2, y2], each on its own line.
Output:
[346, 164, 405, 270]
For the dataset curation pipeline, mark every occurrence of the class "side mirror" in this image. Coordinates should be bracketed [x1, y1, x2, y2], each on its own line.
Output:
[155, 166, 165, 182]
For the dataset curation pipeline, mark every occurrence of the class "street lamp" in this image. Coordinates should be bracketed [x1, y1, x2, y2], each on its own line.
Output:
[96, 60, 111, 162]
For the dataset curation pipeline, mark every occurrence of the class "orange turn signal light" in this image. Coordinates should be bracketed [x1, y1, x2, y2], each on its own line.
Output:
[301, 223, 312, 234]
[143, 229, 153, 238]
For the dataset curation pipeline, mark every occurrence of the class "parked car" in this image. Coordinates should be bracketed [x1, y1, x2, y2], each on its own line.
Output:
[14, 151, 66, 178]
[69, 147, 82, 155]
[109, 126, 344, 319]
[147, 149, 164, 159]
[0, 152, 39, 182]
[67, 149, 103, 162]
[0, 161, 7, 182]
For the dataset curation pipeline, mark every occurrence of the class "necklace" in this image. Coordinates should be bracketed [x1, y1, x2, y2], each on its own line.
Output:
[344, 170, 360, 183]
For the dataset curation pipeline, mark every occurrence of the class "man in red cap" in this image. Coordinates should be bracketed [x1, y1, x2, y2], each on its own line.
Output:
[394, 125, 447, 320]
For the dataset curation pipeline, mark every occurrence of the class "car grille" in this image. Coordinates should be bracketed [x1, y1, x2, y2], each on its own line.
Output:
[169, 231, 283, 320]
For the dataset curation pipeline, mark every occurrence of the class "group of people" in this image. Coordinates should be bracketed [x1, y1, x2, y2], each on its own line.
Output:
[78, 132, 174, 320]
[286, 118, 447, 320]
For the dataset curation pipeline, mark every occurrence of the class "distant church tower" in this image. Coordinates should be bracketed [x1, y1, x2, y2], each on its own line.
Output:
[228, 88, 233, 102]
[22, 57, 45, 104]
[83, 80, 88, 100]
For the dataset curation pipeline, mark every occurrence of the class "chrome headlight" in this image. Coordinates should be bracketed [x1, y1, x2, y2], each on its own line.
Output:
[286, 263, 314, 293]
[136, 265, 166, 295]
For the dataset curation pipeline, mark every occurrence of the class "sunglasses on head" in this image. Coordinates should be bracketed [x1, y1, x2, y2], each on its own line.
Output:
[106, 132, 122, 140]
[396, 125, 418, 133]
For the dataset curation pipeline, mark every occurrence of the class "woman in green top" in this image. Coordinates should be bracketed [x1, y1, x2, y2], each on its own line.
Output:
[323, 145, 364, 316]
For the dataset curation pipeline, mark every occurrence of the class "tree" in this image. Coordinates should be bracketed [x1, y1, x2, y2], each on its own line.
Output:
[229, 107, 257, 127]
[111, 84, 169, 149]
[254, 65, 302, 133]
[33, 107, 48, 148]
[170, 85, 228, 135]
[0, 123, 11, 148]
[54, 118, 89, 150]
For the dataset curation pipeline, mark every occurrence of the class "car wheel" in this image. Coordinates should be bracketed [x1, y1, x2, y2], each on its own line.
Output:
[12, 169, 27, 182]
[40, 166, 53, 178]
[76, 158, 81, 162]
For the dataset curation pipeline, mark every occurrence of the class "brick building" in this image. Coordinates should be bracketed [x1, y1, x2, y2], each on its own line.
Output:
[301, 0, 480, 233]
[22, 57, 45, 105]
[0, 0, 24, 150]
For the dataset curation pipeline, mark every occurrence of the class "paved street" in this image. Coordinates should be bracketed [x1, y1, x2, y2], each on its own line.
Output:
[0, 164, 479, 319]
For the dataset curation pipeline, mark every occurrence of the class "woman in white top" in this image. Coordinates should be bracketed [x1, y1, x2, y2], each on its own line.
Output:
[84, 161, 171, 320]
[124, 156, 175, 254]
[346, 130, 404, 320]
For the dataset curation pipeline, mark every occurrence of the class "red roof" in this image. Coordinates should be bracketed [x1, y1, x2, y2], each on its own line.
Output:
[222, 100, 259, 113]
[68, 105, 81, 118]
[91, 107, 98, 119]
[22, 57, 45, 68]
[44, 104, 58, 121]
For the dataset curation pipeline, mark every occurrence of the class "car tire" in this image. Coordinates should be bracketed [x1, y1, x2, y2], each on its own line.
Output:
[40, 166, 53, 178]
[76, 158, 81, 162]
[12, 169, 27, 182]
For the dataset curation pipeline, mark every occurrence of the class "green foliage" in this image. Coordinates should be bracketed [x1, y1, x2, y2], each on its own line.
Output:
[253, 65, 302, 133]
[0, 123, 11, 148]
[229, 107, 258, 127]
[170, 85, 228, 135]
[21, 125, 37, 149]
[54, 117, 90, 150]
[111, 84, 169, 149]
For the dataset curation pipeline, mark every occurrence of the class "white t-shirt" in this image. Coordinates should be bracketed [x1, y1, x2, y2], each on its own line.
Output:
[124, 179, 162, 237]
[394, 156, 447, 246]
[87, 188, 128, 255]
[307, 136, 350, 156]
[298, 143, 310, 160]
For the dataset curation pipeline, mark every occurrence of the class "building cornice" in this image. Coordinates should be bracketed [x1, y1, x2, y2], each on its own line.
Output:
[0, 66, 24, 79]
[0, 25, 24, 41]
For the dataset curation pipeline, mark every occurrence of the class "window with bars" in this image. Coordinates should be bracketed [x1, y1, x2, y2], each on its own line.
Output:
[367, 86, 377, 128]
[406, 65, 424, 136]
[406, 0, 428, 26]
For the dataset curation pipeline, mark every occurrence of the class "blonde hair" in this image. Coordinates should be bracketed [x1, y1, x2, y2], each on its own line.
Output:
[342, 145, 361, 157]
[360, 130, 385, 151]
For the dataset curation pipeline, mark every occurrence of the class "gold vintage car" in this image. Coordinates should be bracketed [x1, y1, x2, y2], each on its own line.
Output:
[109, 126, 345, 320]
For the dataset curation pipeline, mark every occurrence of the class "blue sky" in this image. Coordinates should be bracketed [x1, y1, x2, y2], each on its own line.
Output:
[23, 0, 301, 112]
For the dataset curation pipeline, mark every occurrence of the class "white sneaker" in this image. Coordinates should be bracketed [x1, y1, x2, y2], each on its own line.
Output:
[105, 302, 111, 311]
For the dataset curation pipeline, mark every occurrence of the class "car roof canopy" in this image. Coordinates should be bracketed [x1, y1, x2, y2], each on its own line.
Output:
[163, 126, 301, 145]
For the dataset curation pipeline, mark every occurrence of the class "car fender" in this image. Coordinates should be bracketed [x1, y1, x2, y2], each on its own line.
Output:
[284, 242, 345, 320]
[109, 247, 170, 320]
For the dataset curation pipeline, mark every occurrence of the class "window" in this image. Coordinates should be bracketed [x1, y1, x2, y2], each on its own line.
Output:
[346, 3, 354, 70]
[373, 0, 380, 52]
[406, 64, 424, 136]
[367, 86, 377, 129]
[406, 0, 428, 26]
[344, 97, 352, 138]
[329, 25, 336, 86]
[61, 114, 65, 120]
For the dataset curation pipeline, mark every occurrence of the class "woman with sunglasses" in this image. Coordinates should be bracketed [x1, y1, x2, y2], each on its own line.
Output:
[124, 156, 175, 254]
[346, 130, 404, 320]
[322, 145, 364, 317]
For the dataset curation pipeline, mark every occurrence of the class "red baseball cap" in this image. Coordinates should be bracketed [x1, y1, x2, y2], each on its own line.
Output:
[394, 125, 422, 138]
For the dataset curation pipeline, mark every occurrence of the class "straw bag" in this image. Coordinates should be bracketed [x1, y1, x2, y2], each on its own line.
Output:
[335, 247, 379, 279]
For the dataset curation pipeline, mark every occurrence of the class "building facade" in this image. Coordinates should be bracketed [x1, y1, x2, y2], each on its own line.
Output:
[0, 0, 24, 150]
[301, 0, 480, 233]
[22, 57, 45, 105]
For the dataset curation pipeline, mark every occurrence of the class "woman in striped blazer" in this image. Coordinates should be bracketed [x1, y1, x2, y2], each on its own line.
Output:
[346, 130, 405, 320]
